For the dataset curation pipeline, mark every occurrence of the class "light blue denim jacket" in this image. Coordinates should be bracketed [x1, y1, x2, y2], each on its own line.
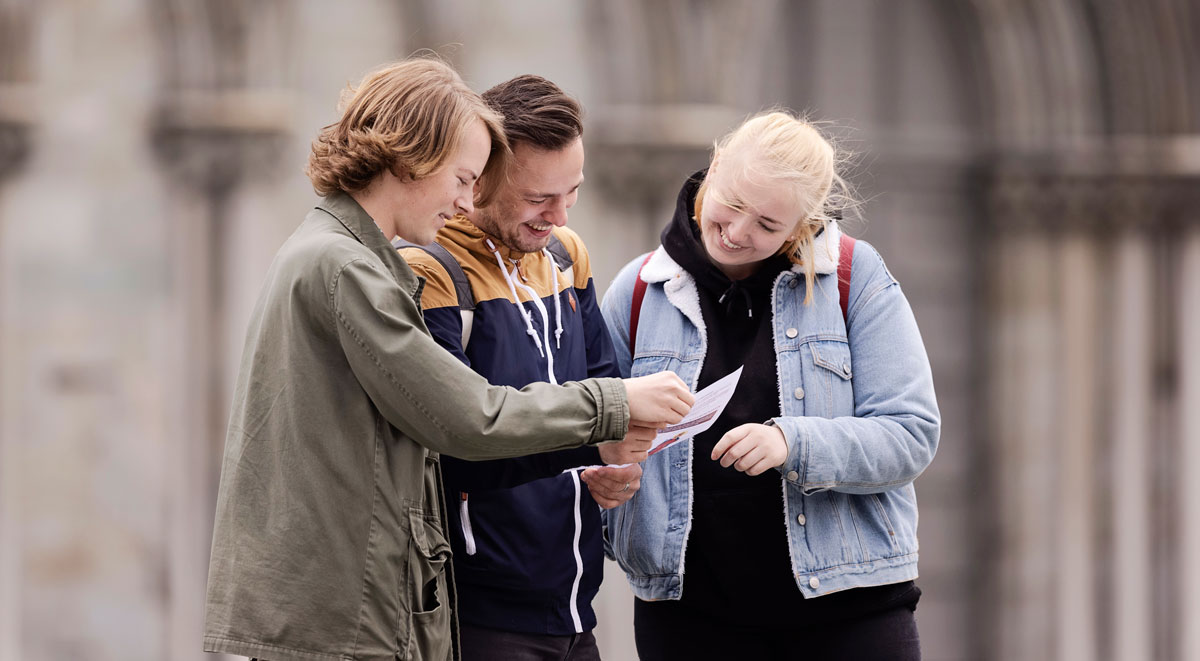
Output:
[599, 225, 940, 600]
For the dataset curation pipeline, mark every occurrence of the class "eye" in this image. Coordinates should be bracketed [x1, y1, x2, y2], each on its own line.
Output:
[527, 198, 547, 205]
[758, 222, 780, 233]
[457, 177, 469, 186]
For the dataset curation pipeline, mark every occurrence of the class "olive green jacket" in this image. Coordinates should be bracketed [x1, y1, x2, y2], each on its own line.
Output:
[203, 193, 629, 661]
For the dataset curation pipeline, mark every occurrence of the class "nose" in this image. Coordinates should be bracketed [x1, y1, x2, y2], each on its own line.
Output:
[726, 217, 752, 244]
[542, 198, 569, 227]
[456, 192, 474, 216]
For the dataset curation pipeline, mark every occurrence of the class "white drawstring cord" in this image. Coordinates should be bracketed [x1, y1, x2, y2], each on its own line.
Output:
[486, 239, 543, 357]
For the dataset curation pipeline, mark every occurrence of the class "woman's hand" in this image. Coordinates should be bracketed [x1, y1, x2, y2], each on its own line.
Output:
[711, 423, 789, 476]
[623, 372, 694, 427]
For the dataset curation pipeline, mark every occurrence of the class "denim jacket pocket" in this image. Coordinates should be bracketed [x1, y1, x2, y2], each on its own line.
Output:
[804, 339, 854, 417]
[403, 508, 453, 660]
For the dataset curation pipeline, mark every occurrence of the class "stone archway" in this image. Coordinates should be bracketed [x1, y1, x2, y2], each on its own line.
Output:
[964, 1, 1200, 659]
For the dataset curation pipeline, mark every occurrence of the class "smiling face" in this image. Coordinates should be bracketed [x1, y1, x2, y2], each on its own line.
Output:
[697, 149, 807, 280]
[383, 117, 493, 245]
[470, 138, 585, 254]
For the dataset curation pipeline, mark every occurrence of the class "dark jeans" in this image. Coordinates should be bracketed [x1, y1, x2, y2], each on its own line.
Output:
[634, 597, 921, 661]
[459, 623, 602, 661]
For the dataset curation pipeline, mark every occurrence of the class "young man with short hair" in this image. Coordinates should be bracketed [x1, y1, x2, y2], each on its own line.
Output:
[401, 75, 646, 661]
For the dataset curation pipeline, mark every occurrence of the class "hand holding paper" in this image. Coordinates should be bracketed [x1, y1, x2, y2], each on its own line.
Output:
[624, 371, 695, 428]
[599, 425, 657, 465]
[646, 367, 743, 457]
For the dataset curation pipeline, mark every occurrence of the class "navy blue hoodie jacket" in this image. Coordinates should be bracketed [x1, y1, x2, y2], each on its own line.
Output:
[400, 216, 619, 636]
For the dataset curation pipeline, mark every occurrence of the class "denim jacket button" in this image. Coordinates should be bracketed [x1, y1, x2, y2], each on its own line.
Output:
[796, 513, 806, 525]
[842, 362, 851, 375]
[809, 576, 820, 589]
[786, 328, 798, 339]
[786, 470, 799, 481]
[788, 277, 799, 289]
[793, 387, 805, 400]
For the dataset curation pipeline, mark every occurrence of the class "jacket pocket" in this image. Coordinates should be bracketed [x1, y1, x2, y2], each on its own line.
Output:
[404, 508, 453, 661]
[805, 339, 854, 417]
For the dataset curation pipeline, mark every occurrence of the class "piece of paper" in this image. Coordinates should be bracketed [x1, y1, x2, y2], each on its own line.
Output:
[646, 366, 743, 456]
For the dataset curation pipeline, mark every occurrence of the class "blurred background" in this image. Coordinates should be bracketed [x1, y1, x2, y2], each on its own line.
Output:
[2, 1, 1199, 659]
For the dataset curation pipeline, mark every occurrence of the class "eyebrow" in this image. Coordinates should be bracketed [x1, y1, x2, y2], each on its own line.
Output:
[525, 176, 585, 199]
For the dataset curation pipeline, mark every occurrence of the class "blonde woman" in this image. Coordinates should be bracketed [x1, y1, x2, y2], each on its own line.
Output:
[601, 111, 939, 659]
[203, 57, 692, 661]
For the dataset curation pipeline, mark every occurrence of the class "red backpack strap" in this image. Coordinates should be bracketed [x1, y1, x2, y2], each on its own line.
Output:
[838, 233, 856, 326]
[628, 250, 655, 355]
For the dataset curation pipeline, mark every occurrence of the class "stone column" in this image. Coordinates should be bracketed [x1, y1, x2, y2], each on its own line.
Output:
[1180, 209, 1200, 661]
[151, 2, 294, 658]
[0, 1, 34, 658]
[1055, 222, 1099, 661]
[0, 96, 31, 661]
[1109, 190, 1154, 661]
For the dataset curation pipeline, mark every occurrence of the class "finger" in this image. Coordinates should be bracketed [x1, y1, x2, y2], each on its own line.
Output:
[744, 457, 774, 476]
[623, 427, 656, 443]
[734, 444, 766, 473]
[582, 469, 630, 489]
[590, 463, 638, 479]
[659, 406, 685, 425]
[711, 425, 753, 461]
[624, 445, 652, 459]
[585, 477, 625, 493]
[717, 439, 750, 468]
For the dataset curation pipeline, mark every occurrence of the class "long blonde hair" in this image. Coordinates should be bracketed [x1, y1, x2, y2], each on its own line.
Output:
[695, 110, 855, 304]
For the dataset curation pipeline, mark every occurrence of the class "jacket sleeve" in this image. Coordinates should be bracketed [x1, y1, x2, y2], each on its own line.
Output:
[774, 242, 941, 495]
[331, 256, 629, 459]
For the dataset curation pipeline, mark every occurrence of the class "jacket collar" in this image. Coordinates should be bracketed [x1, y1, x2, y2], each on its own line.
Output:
[441, 214, 538, 263]
[640, 219, 844, 284]
[315, 191, 423, 298]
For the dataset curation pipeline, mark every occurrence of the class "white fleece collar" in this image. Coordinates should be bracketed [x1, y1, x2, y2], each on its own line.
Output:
[640, 220, 843, 283]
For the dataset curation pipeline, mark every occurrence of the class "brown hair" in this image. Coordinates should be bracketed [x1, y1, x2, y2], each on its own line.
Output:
[481, 74, 583, 150]
[306, 56, 510, 206]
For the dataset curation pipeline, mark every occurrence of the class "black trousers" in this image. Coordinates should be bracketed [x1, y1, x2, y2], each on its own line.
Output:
[459, 623, 601, 661]
[633, 597, 921, 661]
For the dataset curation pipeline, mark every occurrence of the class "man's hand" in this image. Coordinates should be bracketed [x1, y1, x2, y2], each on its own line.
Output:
[598, 425, 657, 465]
[580, 463, 643, 509]
[711, 423, 789, 476]
[623, 371, 694, 427]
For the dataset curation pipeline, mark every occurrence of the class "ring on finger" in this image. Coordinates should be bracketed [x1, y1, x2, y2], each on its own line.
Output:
[619, 482, 630, 493]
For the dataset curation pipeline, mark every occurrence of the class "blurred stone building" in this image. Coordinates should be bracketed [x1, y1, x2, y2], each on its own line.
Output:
[1, 1, 1198, 660]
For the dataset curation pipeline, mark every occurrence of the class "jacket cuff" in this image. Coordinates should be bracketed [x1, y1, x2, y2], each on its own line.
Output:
[775, 416, 833, 494]
[584, 377, 630, 444]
